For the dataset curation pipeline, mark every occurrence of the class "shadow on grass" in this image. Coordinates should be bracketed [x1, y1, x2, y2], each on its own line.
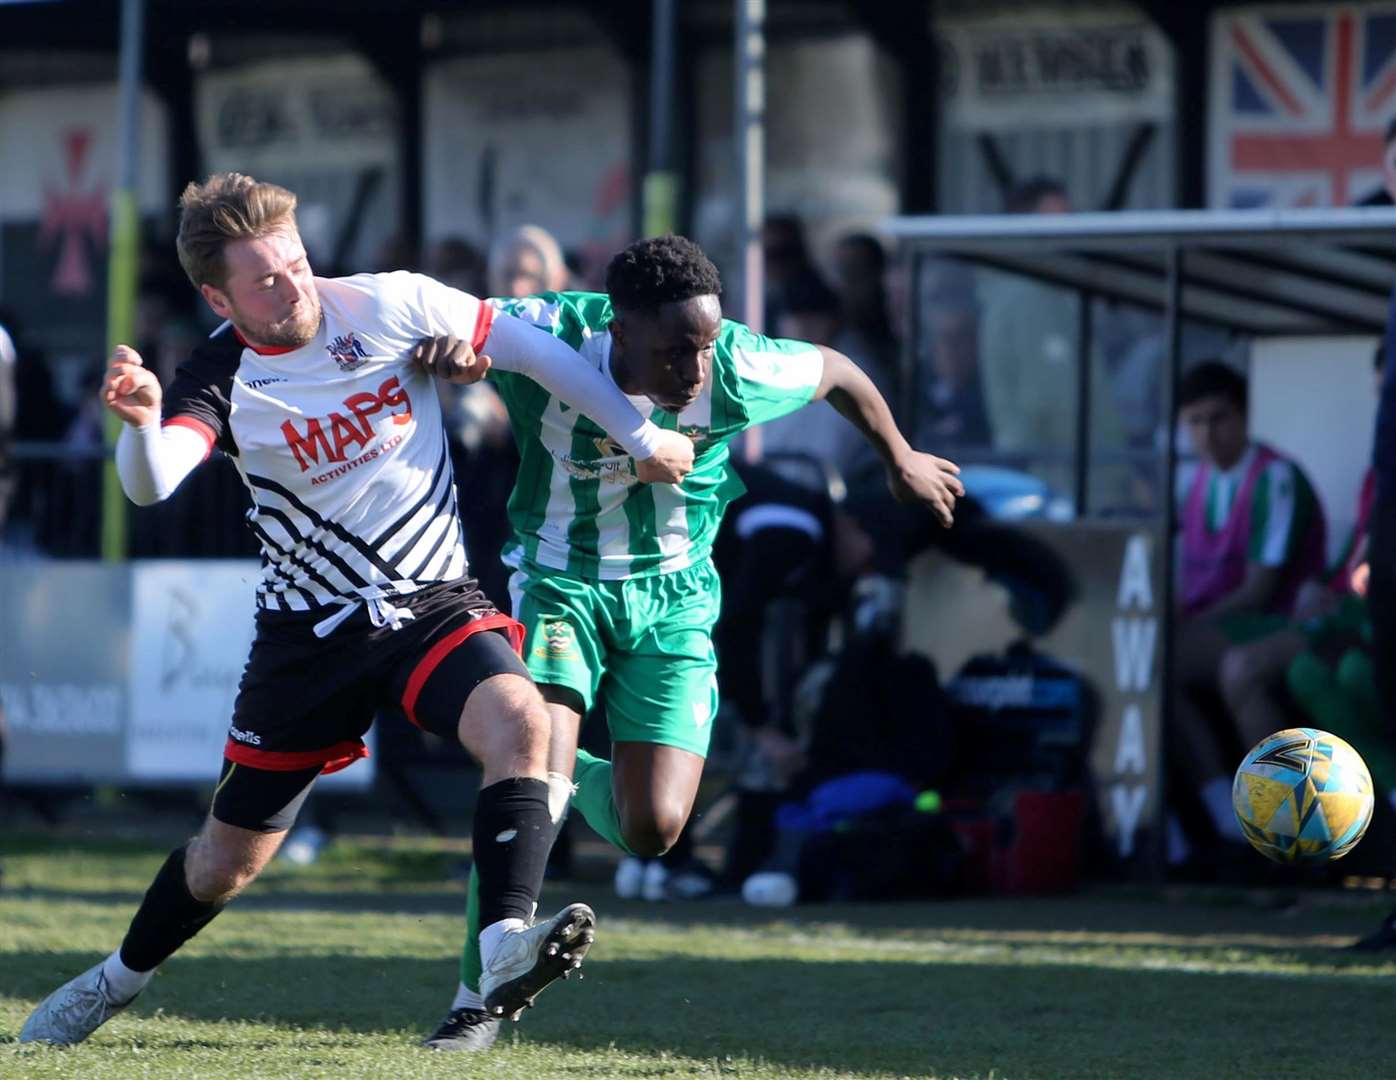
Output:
[4, 949, 1395, 1078]
[7, 877, 1386, 967]
[596, 890, 1393, 945]
[2, 884, 465, 918]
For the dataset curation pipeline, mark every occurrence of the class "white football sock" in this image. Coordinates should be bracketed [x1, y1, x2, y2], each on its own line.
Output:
[479, 917, 528, 969]
[101, 950, 154, 1004]
[1202, 777, 1245, 841]
[451, 980, 485, 1012]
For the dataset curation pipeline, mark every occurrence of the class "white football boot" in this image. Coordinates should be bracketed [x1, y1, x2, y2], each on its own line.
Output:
[480, 902, 596, 1021]
[20, 961, 137, 1045]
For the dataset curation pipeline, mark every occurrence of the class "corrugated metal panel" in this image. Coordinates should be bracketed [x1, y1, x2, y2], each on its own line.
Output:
[939, 122, 1177, 213]
[934, 2, 1177, 212]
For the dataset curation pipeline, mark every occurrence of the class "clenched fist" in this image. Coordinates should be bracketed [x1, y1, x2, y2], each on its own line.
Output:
[635, 428, 695, 485]
[103, 345, 162, 428]
[412, 335, 492, 385]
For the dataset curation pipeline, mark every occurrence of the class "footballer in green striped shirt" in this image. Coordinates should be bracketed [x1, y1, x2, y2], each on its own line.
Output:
[425, 235, 962, 1050]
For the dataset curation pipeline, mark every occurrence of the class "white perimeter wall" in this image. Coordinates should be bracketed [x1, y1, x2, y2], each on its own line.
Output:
[1249, 335, 1380, 564]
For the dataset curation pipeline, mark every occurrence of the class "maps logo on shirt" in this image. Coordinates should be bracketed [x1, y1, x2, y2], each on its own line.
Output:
[327, 332, 369, 373]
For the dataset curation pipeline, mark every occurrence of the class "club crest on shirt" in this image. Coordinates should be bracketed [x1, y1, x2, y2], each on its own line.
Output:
[327, 331, 369, 372]
[535, 618, 580, 661]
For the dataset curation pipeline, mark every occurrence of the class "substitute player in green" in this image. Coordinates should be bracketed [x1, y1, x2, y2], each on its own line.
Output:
[425, 235, 962, 1050]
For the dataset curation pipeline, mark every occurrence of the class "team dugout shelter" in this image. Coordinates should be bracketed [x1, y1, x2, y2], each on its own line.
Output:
[886, 207, 1396, 876]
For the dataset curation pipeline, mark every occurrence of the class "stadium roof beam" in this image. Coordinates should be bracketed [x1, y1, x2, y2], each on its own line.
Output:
[884, 207, 1396, 335]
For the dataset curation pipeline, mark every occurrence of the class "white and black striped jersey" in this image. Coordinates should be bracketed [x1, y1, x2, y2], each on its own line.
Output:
[163, 272, 493, 615]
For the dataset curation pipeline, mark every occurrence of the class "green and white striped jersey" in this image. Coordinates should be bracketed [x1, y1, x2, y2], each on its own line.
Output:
[489, 291, 823, 580]
[1176, 444, 1322, 566]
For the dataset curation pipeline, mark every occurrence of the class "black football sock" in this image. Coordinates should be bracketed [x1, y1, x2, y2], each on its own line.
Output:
[119, 846, 225, 972]
[472, 777, 554, 926]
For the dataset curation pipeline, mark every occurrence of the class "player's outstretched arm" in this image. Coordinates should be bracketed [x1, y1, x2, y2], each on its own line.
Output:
[418, 319, 694, 485]
[107, 346, 207, 506]
[813, 346, 964, 527]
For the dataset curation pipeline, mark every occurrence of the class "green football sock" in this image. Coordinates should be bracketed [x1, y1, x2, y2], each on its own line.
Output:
[572, 748, 637, 856]
[461, 864, 482, 994]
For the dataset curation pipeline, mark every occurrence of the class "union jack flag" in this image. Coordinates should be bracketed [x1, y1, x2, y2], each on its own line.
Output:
[1210, 5, 1396, 208]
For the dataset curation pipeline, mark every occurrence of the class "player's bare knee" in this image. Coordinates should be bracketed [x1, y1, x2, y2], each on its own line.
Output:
[621, 822, 669, 858]
[654, 806, 689, 853]
[621, 804, 688, 857]
[185, 842, 256, 902]
[185, 825, 280, 902]
[458, 672, 550, 777]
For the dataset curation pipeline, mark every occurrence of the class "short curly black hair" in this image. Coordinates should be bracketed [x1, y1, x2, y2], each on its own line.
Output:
[606, 234, 722, 314]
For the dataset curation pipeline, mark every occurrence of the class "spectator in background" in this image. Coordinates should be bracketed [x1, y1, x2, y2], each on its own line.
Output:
[1217, 346, 1382, 752]
[136, 249, 207, 402]
[833, 233, 899, 376]
[977, 177, 1126, 505]
[760, 273, 887, 492]
[916, 263, 992, 450]
[370, 233, 420, 274]
[772, 273, 838, 342]
[488, 225, 569, 299]
[563, 248, 596, 292]
[762, 214, 821, 331]
[1005, 176, 1071, 215]
[0, 310, 69, 556]
[429, 236, 487, 298]
[1169, 361, 1326, 860]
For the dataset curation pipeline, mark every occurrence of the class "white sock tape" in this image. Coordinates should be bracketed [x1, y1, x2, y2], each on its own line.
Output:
[546, 771, 575, 826]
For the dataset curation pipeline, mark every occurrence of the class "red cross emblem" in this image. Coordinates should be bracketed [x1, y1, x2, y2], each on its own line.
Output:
[39, 130, 108, 296]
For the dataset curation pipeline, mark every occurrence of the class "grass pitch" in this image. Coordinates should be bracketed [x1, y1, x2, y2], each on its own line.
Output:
[2, 829, 1395, 1079]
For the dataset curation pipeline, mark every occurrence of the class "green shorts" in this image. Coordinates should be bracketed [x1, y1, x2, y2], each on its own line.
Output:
[507, 559, 722, 758]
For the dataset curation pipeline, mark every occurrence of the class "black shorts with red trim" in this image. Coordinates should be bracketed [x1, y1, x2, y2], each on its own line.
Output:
[224, 577, 528, 778]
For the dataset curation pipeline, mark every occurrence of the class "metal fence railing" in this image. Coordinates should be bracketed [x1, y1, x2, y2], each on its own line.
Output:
[2, 443, 257, 560]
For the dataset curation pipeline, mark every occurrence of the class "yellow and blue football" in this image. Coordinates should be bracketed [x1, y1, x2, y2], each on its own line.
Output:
[1232, 727, 1374, 865]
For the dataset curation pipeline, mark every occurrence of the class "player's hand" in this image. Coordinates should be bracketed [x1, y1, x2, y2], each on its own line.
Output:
[1352, 561, 1370, 598]
[412, 335, 492, 384]
[102, 344, 162, 428]
[635, 428, 695, 485]
[886, 449, 964, 527]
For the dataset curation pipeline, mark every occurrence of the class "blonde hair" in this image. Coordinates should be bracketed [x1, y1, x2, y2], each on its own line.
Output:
[175, 172, 298, 289]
